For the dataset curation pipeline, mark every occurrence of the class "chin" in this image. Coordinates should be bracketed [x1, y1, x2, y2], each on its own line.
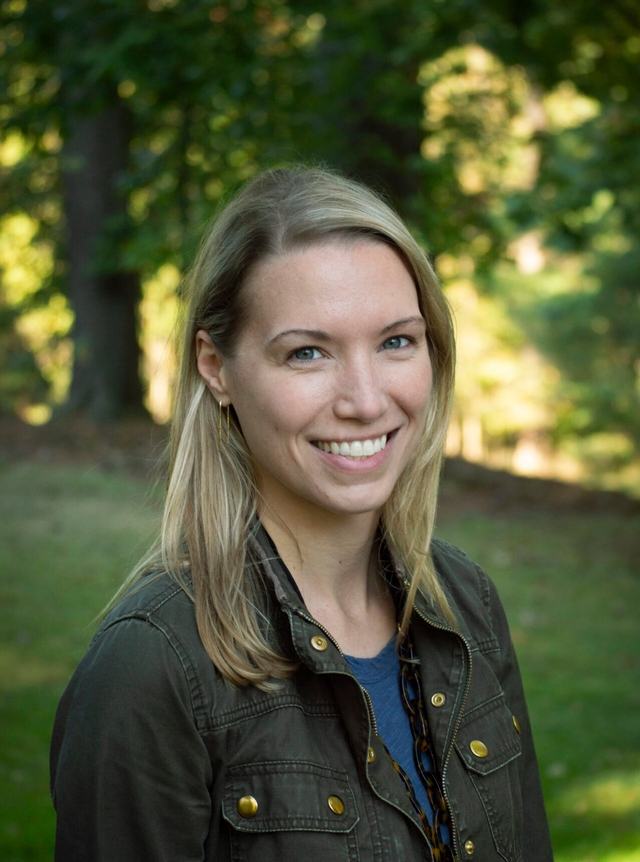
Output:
[318, 492, 391, 517]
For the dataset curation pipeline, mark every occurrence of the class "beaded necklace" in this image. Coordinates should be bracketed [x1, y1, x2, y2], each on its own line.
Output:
[383, 633, 455, 861]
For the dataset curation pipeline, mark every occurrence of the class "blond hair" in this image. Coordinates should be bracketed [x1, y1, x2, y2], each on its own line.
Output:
[127, 167, 456, 688]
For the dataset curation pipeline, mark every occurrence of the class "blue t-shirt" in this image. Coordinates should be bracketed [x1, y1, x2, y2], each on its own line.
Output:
[344, 639, 450, 845]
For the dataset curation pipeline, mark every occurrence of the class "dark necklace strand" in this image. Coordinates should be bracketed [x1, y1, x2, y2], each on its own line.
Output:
[383, 634, 455, 861]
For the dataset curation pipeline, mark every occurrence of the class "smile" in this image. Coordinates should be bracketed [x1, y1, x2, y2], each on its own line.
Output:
[312, 434, 388, 459]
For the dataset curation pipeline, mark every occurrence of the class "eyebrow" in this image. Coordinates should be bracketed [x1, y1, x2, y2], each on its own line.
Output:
[379, 315, 426, 335]
[268, 316, 426, 347]
[268, 329, 331, 347]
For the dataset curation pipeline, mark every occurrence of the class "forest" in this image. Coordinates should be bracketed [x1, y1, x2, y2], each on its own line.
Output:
[1, 0, 639, 493]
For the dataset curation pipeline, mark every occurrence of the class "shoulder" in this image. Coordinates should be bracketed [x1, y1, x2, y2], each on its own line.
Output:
[99, 570, 195, 631]
[50, 573, 217, 851]
[94, 571, 207, 664]
[431, 537, 491, 609]
[68, 572, 216, 729]
[429, 537, 505, 654]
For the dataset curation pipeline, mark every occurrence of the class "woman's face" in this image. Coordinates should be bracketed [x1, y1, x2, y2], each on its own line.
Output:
[198, 239, 433, 523]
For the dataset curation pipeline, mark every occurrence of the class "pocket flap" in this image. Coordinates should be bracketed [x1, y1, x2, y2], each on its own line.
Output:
[454, 695, 522, 776]
[222, 760, 359, 833]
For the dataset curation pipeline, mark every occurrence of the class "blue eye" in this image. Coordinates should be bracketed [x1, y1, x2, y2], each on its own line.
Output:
[382, 336, 410, 350]
[291, 347, 321, 361]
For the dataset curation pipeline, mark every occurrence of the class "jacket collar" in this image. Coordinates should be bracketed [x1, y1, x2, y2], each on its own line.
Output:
[247, 517, 456, 637]
[248, 518, 416, 619]
[247, 520, 307, 613]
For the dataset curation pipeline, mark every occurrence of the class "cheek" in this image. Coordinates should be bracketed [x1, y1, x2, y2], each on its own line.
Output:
[396, 359, 433, 416]
[225, 372, 264, 440]
[230, 372, 317, 446]
[419, 364, 434, 410]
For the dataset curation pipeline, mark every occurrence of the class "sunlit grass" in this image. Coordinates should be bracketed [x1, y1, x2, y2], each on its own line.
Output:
[555, 846, 640, 862]
[547, 772, 640, 862]
[1, 461, 639, 860]
[559, 772, 640, 818]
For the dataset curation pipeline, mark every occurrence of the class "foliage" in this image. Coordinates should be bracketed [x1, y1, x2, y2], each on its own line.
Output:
[0, 0, 639, 479]
[504, 0, 640, 452]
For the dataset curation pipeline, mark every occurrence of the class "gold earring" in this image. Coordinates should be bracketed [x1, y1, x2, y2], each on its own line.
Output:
[218, 402, 231, 445]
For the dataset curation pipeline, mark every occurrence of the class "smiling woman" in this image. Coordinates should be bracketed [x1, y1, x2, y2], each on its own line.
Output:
[198, 243, 430, 523]
[50, 167, 554, 862]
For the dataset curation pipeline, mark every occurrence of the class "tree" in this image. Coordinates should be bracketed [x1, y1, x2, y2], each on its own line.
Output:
[0, 0, 311, 419]
[1, 0, 639, 464]
[62, 101, 143, 417]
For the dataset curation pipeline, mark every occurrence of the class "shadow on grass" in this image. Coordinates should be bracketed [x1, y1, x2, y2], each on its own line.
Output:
[0, 687, 61, 861]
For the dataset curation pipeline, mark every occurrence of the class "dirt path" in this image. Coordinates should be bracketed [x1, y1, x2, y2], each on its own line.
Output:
[1, 416, 638, 516]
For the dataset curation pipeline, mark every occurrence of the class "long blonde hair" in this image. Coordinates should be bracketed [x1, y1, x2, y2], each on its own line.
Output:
[129, 167, 456, 688]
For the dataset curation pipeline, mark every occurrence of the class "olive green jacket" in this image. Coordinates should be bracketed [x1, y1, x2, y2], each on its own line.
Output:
[50, 529, 553, 862]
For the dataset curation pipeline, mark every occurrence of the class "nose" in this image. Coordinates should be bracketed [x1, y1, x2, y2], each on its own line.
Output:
[332, 354, 388, 423]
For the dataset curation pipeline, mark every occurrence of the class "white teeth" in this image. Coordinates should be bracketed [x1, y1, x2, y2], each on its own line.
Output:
[316, 435, 389, 458]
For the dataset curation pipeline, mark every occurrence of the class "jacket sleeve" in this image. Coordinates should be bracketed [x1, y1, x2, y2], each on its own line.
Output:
[50, 617, 213, 862]
[486, 578, 554, 862]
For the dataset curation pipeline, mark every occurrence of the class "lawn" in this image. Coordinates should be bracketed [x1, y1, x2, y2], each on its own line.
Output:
[1, 461, 639, 861]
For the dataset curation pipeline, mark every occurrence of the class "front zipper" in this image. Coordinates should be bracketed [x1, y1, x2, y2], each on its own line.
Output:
[293, 606, 344, 654]
[414, 604, 473, 862]
[360, 684, 379, 736]
[292, 601, 471, 858]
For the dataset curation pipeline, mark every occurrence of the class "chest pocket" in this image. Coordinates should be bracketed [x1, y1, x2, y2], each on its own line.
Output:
[222, 760, 360, 862]
[454, 696, 523, 861]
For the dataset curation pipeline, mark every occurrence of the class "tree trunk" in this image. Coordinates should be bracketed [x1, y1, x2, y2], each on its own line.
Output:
[62, 101, 145, 421]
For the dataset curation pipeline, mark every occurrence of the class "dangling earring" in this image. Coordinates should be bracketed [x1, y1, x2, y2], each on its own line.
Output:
[218, 402, 231, 445]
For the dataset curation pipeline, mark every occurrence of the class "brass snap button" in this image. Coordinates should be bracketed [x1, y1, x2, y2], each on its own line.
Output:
[431, 692, 446, 707]
[465, 839, 475, 855]
[328, 795, 345, 815]
[310, 635, 328, 651]
[367, 746, 376, 763]
[470, 740, 488, 758]
[237, 795, 258, 818]
[513, 715, 521, 733]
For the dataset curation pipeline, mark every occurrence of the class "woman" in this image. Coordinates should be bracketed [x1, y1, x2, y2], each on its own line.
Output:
[51, 167, 553, 861]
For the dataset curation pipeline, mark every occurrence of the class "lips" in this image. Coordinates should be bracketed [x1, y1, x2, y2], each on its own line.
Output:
[312, 434, 388, 459]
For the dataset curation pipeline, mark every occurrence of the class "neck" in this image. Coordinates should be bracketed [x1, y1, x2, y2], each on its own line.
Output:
[260, 503, 379, 597]
[259, 499, 397, 657]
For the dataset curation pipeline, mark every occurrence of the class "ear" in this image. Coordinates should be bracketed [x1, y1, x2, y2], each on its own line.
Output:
[195, 330, 232, 406]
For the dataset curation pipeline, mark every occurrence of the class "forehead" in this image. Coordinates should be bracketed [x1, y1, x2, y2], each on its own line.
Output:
[241, 239, 421, 335]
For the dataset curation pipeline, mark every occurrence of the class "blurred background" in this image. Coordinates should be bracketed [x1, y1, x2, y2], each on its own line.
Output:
[1, 0, 640, 490]
[0, 1, 639, 860]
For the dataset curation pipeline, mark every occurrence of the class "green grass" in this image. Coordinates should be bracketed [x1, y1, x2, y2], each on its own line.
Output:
[1, 461, 639, 861]
[437, 511, 640, 862]
[0, 462, 160, 861]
